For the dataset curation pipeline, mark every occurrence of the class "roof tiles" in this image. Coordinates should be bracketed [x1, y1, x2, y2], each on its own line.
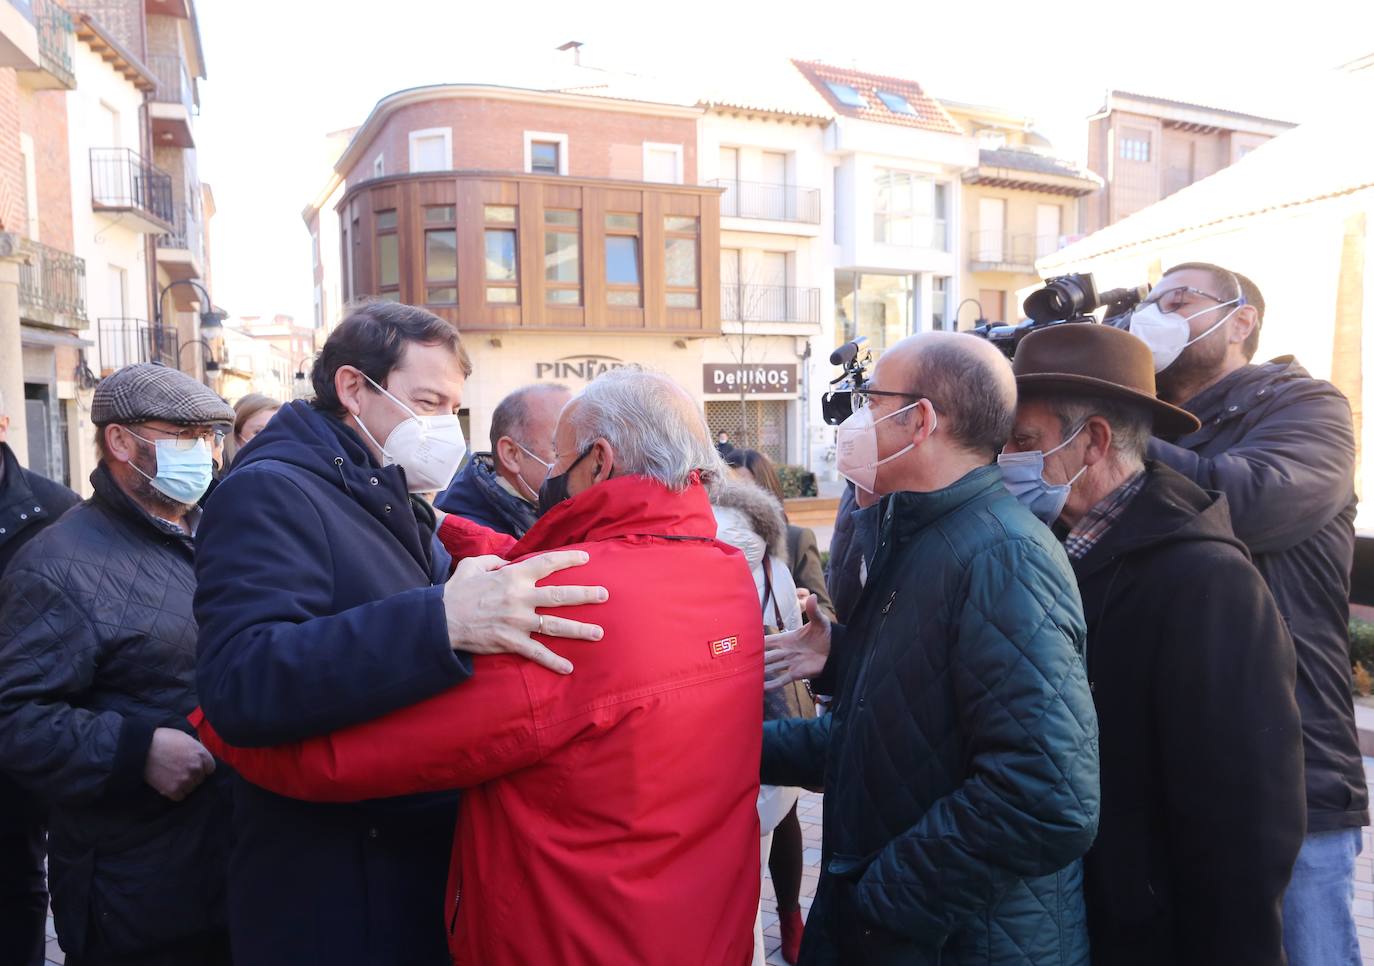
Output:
[790, 60, 962, 134]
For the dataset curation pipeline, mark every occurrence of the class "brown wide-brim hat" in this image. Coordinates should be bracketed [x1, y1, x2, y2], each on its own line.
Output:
[1013, 323, 1201, 439]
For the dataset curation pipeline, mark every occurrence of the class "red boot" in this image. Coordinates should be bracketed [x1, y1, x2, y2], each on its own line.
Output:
[779, 906, 804, 965]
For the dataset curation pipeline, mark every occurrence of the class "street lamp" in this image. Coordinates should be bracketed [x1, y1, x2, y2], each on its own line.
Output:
[155, 279, 228, 337]
[179, 338, 220, 374]
[956, 298, 987, 328]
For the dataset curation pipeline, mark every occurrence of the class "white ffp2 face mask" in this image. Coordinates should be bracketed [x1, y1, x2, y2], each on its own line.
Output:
[353, 373, 467, 493]
[1129, 298, 1240, 373]
[835, 401, 932, 494]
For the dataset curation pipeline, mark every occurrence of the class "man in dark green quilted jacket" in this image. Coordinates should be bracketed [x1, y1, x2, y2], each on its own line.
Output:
[763, 332, 1100, 965]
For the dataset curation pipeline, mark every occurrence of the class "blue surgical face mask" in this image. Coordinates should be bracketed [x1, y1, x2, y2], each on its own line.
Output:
[997, 422, 1088, 526]
[124, 430, 215, 506]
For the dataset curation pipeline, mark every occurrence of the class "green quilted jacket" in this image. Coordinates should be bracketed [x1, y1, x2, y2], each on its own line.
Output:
[763, 465, 1100, 965]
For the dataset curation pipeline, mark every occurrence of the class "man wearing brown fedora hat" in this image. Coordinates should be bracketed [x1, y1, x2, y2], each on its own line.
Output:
[1003, 321, 1306, 965]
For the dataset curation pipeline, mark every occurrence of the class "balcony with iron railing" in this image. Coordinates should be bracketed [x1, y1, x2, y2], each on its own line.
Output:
[18, 237, 86, 328]
[712, 179, 822, 226]
[156, 202, 204, 278]
[24, 0, 75, 89]
[146, 51, 197, 147]
[720, 284, 821, 325]
[147, 52, 195, 112]
[97, 318, 178, 372]
[968, 231, 1065, 272]
[90, 148, 175, 232]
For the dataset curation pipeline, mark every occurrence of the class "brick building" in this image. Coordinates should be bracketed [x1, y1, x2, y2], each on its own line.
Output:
[1082, 90, 1295, 233]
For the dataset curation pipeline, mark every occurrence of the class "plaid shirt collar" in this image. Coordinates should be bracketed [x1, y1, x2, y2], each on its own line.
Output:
[1064, 470, 1146, 561]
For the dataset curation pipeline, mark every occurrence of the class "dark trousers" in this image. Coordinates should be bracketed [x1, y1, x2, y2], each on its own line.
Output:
[0, 818, 48, 966]
[65, 932, 232, 966]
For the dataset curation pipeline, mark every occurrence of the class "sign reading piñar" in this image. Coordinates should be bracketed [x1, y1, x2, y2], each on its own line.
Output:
[703, 364, 798, 395]
[535, 355, 627, 382]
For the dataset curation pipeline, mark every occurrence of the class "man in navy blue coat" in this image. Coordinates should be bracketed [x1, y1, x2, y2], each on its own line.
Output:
[194, 302, 608, 966]
[436, 382, 569, 538]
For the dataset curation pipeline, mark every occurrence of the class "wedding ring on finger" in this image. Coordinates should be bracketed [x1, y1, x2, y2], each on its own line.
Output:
[537, 614, 545, 636]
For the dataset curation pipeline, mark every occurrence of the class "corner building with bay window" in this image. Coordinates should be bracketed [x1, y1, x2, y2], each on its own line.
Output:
[306, 60, 1088, 478]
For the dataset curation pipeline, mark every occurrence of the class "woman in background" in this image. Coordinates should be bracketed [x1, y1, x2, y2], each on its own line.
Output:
[722, 449, 824, 965]
[224, 393, 280, 469]
[729, 450, 834, 623]
[712, 476, 804, 966]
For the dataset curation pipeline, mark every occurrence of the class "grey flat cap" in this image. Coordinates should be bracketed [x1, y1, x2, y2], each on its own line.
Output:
[91, 363, 235, 427]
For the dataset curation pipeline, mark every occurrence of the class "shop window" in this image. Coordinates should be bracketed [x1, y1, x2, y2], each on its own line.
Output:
[835, 270, 917, 350]
[705, 399, 789, 465]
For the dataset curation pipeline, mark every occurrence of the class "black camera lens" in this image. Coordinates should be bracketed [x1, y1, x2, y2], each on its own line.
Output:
[1023, 274, 1097, 323]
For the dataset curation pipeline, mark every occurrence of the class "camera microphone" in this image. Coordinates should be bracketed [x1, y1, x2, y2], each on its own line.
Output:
[830, 336, 867, 367]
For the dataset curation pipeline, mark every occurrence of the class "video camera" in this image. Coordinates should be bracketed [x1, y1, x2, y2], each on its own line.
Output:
[821, 336, 870, 426]
[970, 273, 1148, 359]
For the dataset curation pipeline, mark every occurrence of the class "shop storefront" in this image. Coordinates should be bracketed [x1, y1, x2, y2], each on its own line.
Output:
[453, 330, 812, 469]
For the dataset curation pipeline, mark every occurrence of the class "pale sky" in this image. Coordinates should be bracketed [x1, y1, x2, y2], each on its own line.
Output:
[193, 0, 1372, 324]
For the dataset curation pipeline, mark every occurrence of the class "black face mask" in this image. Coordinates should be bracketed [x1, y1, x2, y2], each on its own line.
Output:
[537, 446, 593, 517]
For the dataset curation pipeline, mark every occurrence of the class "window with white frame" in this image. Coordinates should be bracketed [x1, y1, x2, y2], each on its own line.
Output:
[524, 131, 568, 175]
[372, 154, 384, 178]
[643, 142, 683, 184]
[873, 169, 948, 250]
[409, 128, 452, 173]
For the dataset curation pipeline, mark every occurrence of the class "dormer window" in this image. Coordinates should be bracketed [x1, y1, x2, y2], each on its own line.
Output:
[825, 82, 867, 108]
[876, 91, 915, 115]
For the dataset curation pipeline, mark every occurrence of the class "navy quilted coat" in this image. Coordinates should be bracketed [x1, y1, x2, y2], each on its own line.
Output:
[763, 466, 1100, 965]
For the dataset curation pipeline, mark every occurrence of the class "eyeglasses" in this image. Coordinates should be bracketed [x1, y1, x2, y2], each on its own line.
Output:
[851, 386, 930, 413]
[129, 424, 225, 452]
[1143, 285, 1232, 314]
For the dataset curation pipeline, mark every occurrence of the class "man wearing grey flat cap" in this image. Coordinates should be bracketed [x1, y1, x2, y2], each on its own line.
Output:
[0, 363, 233, 965]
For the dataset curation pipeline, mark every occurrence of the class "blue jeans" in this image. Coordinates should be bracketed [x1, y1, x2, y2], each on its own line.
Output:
[1282, 827, 1363, 966]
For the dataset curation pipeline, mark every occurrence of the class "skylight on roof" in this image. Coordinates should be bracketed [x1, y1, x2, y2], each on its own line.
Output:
[825, 82, 867, 108]
[876, 91, 916, 115]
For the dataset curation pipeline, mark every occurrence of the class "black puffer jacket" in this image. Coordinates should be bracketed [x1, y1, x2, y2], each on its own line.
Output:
[1148, 356, 1367, 833]
[1075, 463, 1305, 965]
[0, 441, 81, 577]
[0, 464, 230, 959]
[0, 442, 81, 832]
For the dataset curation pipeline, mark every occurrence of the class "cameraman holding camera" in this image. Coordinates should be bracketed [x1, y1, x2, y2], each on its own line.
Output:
[1129, 262, 1367, 966]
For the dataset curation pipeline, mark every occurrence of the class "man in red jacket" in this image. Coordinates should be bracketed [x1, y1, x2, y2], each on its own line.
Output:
[199, 367, 762, 965]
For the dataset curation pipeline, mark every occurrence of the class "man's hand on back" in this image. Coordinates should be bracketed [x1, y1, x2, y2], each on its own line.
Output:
[443, 551, 608, 675]
[144, 727, 216, 801]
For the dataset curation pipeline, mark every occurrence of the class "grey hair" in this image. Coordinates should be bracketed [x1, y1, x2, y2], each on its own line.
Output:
[567, 366, 723, 492]
[1043, 392, 1151, 468]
